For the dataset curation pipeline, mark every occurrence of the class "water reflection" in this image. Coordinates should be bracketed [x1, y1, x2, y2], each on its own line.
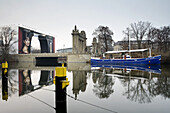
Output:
[18, 70, 54, 96]
[2, 65, 166, 103]
[1, 69, 54, 98]
[72, 71, 87, 99]
[91, 64, 170, 104]
[121, 78, 154, 103]
[39, 71, 53, 85]
[55, 75, 68, 113]
[71, 70, 115, 99]
[91, 64, 161, 74]
[1, 64, 170, 113]
[121, 70, 170, 103]
[2, 69, 8, 101]
[92, 69, 115, 99]
[1, 68, 68, 113]
[19, 70, 34, 96]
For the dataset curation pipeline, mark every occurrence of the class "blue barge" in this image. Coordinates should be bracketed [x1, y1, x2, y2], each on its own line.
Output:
[91, 49, 161, 65]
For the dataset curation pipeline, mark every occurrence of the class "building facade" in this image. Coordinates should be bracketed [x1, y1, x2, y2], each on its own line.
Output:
[115, 40, 152, 50]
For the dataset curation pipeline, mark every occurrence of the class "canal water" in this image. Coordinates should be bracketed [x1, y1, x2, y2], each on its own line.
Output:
[0, 64, 170, 113]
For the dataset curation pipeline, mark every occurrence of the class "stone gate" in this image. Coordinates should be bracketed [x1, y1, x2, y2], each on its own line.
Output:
[72, 26, 87, 54]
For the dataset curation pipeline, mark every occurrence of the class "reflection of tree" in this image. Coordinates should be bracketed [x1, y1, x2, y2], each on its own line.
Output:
[8, 70, 18, 97]
[151, 75, 170, 99]
[92, 71, 100, 84]
[122, 78, 155, 104]
[152, 66, 170, 99]
[92, 70, 115, 99]
[92, 66, 170, 103]
[121, 67, 170, 104]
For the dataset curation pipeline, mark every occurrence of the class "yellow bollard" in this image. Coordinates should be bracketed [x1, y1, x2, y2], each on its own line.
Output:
[2, 61, 8, 69]
[54, 63, 69, 89]
[54, 63, 67, 84]
[55, 63, 66, 77]
[2, 61, 8, 75]
[2, 92, 8, 101]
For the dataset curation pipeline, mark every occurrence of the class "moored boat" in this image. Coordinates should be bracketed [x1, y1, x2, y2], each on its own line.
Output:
[91, 49, 161, 65]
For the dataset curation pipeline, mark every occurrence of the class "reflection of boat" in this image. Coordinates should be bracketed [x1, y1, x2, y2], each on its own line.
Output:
[107, 73, 149, 80]
[91, 49, 161, 65]
[91, 64, 161, 74]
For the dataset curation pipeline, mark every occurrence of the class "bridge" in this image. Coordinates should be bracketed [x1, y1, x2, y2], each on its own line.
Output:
[9, 53, 91, 71]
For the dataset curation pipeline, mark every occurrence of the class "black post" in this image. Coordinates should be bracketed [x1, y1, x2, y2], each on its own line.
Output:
[2, 62, 8, 101]
[55, 76, 67, 113]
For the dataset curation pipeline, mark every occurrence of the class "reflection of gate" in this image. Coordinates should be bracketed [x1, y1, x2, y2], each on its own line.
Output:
[39, 71, 53, 85]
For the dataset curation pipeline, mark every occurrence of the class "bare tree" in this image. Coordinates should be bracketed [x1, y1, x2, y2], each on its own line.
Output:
[124, 21, 151, 49]
[148, 27, 162, 53]
[148, 26, 170, 53]
[161, 26, 170, 52]
[93, 26, 114, 54]
[122, 28, 131, 50]
[0, 26, 17, 62]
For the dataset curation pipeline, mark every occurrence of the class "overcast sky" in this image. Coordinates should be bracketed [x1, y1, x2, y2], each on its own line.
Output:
[0, 0, 170, 50]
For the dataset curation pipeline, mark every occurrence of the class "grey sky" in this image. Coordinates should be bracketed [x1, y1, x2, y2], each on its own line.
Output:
[0, 0, 170, 50]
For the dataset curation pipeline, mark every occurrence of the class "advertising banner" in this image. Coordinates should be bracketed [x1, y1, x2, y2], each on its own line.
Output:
[18, 27, 33, 54]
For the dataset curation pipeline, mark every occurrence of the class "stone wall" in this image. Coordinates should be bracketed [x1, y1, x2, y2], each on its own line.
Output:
[67, 54, 91, 63]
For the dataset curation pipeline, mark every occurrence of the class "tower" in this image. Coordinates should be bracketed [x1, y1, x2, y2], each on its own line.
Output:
[72, 25, 87, 54]
[92, 37, 98, 56]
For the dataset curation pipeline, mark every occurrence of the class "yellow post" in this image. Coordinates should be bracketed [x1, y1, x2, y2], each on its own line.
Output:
[2, 92, 8, 101]
[55, 66, 66, 77]
[2, 61, 8, 68]
[2, 61, 8, 74]
[54, 63, 69, 89]
[2, 61, 8, 101]
[54, 63, 67, 84]
[53, 77, 56, 84]
[62, 78, 70, 89]
[2, 61, 8, 69]
[62, 63, 64, 67]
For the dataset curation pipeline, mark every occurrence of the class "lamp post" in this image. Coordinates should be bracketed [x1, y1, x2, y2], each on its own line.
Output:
[63, 44, 65, 53]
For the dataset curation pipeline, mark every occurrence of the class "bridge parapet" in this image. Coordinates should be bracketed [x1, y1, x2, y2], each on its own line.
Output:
[8, 53, 91, 70]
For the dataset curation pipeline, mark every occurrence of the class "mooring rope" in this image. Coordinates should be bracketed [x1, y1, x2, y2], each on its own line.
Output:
[7, 77, 56, 110]
[64, 91, 118, 113]
[42, 88, 118, 113]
